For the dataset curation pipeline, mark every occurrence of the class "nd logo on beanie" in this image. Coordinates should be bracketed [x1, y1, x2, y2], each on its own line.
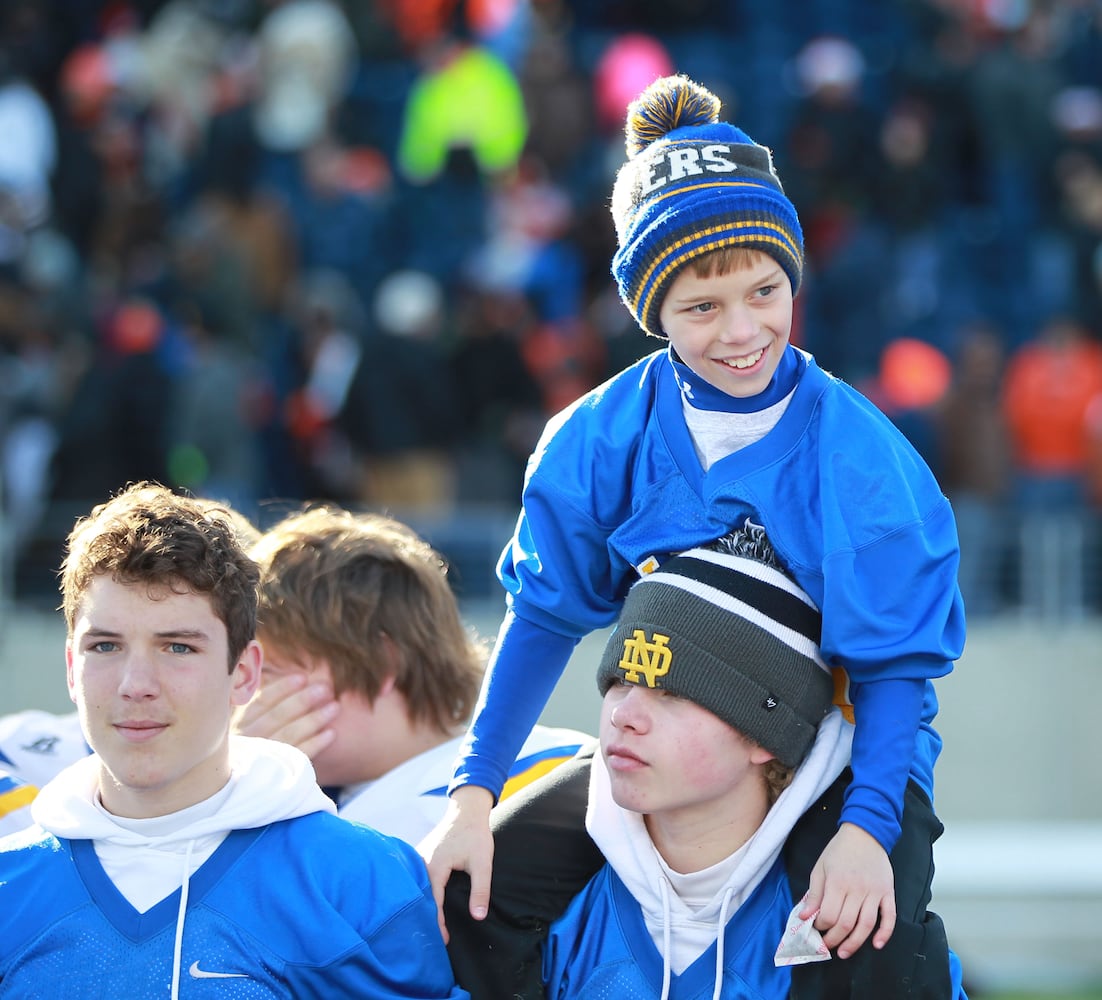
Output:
[597, 530, 832, 769]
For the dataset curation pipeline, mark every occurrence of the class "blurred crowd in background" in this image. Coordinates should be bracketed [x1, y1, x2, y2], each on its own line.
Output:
[1, 0, 1101, 617]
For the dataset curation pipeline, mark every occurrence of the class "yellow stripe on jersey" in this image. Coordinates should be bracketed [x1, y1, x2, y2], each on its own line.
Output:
[832, 665, 855, 725]
[500, 754, 576, 802]
[0, 782, 37, 818]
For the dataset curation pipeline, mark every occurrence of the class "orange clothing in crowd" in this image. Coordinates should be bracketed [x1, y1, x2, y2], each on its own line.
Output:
[1001, 321, 1102, 476]
[1086, 392, 1102, 506]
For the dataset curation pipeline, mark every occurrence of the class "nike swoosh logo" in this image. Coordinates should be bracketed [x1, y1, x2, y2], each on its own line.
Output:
[189, 960, 249, 980]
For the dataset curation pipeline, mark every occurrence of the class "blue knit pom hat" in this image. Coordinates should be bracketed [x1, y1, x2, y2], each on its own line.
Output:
[610, 74, 804, 339]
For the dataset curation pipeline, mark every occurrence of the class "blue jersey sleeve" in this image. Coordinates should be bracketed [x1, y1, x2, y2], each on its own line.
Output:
[841, 676, 926, 851]
[817, 499, 964, 687]
[281, 826, 472, 999]
[449, 361, 664, 797]
[450, 611, 580, 798]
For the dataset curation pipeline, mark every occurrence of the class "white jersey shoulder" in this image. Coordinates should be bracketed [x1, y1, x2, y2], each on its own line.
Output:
[339, 725, 591, 847]
[0, 710, 89, 787]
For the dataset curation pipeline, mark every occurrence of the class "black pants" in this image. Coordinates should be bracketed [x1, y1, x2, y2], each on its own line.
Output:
[784, 767, 952, 999]
[444, 744, 952, 1000]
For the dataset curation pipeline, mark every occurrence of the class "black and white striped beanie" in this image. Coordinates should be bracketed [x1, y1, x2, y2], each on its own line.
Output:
[597, 534, 832, 768]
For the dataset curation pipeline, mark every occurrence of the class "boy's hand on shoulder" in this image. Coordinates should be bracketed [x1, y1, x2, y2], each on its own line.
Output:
[232, 673, 339, 760]
[799, 822, 896, 959]
[417, 785, 496, 945]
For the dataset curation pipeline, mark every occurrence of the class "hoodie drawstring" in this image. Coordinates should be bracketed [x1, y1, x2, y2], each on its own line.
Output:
[712, 886, 734, 1000]
[658, 875, 672, 1000]
[170, 840, 195, 1000]
[657, 878, 733, 1000]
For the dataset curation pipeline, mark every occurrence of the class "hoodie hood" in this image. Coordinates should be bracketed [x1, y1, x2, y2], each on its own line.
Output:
[587, 709, 852, 994]
[32, 735, 334, 844]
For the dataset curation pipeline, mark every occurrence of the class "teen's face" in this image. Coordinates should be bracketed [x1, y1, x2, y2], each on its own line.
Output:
[67, 575, 260, 818]
[658, 252, 793, 399]
[600, 681, 772, 823]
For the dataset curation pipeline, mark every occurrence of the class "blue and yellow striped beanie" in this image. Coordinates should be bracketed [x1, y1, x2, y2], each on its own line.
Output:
[610, 74, 804, 339]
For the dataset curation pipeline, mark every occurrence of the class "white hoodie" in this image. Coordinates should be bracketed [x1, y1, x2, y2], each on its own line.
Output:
[30, 735, 336, 998]
[586, 710, 853, 1000]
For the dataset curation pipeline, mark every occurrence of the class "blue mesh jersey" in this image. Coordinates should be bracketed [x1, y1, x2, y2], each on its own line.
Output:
[456, 346, 965, 852]
[0, 813, 469, 999]
[544, 857, 794, 999]
[543, 857, 970, 1000]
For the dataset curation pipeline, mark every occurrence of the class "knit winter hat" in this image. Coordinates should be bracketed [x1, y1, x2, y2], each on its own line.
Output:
[610, 74, 804, 339]
[597, 531, 832, 768]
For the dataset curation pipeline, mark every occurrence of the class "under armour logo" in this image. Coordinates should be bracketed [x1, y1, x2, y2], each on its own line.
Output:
[670, 364, 695, 401]
[618, 629, 673, 687]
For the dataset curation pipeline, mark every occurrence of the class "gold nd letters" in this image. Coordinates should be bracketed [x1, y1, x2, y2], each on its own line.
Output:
[618, 629, 673, 687]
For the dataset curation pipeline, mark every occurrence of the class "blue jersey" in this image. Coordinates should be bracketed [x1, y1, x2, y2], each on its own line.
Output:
[0, 812, 468, 999]
[457, 347, 965, 850]
[544, 857, 794, 999]
[543, 854, 970, 1000]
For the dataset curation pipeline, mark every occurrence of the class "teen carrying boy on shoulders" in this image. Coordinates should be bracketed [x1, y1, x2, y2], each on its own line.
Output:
[543, 531, 967, 999]
[425, 74, 964, 997]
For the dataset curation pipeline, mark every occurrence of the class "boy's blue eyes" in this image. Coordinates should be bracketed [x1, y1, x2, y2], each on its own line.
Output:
[87, 641, 195, 654]
[686, 286, 777, 312]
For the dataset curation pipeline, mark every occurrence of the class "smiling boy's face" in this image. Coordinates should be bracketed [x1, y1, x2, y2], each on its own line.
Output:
[658, 249, 794, 399]
[67, 574, 261, 819]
